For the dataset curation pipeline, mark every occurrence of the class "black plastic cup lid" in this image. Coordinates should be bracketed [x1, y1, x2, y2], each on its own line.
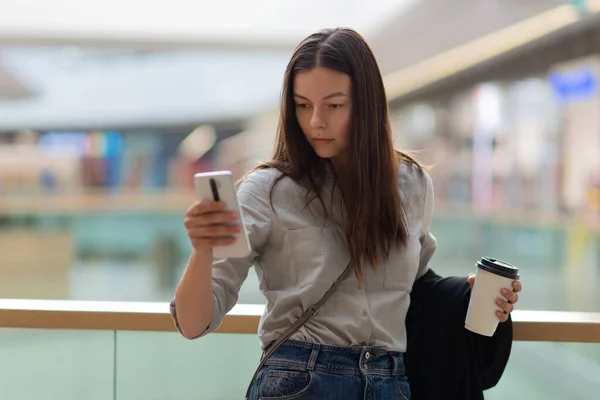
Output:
[476, 257, 519, 280]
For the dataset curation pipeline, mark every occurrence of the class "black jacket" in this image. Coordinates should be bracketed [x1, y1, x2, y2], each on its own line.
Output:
[405, 269, 513, 400]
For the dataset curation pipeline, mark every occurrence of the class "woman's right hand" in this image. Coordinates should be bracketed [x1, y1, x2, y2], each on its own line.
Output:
[184, 201, 242, 252]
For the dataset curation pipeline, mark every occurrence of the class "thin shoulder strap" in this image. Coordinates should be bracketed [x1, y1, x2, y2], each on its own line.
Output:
[245, 260, 353, 399]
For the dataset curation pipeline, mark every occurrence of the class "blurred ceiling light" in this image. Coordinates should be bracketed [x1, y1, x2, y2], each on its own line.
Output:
[384, 5, 586, 100]
[589, 0, 600, 12]
[178, 125, 216, 161]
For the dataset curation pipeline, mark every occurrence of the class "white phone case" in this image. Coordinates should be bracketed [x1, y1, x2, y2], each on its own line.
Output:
[193, 170, 252, 259]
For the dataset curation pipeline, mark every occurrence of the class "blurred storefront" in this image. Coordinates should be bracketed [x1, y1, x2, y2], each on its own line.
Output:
[388, 22, 600, 225]
[0, 126, 244, 195]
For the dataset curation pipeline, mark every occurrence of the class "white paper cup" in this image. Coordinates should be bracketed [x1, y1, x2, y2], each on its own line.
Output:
[465, 258, 520, 337]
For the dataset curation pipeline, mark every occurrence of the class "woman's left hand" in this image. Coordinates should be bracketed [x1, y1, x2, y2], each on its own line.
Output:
[467, 274, 523, 323]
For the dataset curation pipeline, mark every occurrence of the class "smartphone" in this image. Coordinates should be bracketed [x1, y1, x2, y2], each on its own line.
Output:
[193, 170, 252, 259]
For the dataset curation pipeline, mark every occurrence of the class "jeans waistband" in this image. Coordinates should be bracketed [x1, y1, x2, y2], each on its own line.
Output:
[262, 340, 406, 376]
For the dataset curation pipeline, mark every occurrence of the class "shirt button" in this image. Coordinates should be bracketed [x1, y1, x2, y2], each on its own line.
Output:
[361, 341, 367, 346]
[362, 310, 369, 317]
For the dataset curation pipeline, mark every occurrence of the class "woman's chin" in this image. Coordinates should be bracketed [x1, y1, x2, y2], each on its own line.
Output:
[313, 149, 339, 160]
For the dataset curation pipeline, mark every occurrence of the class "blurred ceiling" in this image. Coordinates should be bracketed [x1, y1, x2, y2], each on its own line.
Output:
[0, 0, 597, 131]
[0, 0, 420, 130]
[0, 0, 419, 49]
[371, 0, 569, 73]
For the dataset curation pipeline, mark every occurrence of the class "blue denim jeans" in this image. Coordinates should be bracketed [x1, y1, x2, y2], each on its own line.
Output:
[247, 340, 411, 400]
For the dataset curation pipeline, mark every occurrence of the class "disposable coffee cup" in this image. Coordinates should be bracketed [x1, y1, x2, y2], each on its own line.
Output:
[465, 257, 520, 337]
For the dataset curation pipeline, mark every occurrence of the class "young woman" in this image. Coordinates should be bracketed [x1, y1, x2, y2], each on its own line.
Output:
[170, 28, 522, 400]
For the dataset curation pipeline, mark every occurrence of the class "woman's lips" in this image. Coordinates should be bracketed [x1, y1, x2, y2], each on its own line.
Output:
[312, 138, 334, 144]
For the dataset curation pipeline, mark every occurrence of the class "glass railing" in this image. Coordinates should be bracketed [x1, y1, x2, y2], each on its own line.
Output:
[1, 300, 598, 400]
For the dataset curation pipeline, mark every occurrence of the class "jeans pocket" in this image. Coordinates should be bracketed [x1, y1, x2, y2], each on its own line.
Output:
[259, 368, 313, 399]
[394, 376, 411, 400]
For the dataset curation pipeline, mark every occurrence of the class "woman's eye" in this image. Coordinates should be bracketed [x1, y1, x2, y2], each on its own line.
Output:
[296, 103, 310, 109]
[329, 104, 343, 109]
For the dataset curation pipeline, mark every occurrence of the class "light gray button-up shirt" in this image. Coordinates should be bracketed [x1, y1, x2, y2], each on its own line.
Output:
[170, 162, 437, 352]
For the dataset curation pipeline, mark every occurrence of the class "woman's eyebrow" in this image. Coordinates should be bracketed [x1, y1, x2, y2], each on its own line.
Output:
[293, 92, 348, 100]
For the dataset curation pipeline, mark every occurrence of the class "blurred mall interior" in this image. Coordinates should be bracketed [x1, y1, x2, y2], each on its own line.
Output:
[1, 1, 600, 399]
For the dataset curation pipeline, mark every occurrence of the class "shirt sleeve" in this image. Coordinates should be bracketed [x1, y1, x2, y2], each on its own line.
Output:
[417, 171, 437, 280]
[169, 173, 272, 338]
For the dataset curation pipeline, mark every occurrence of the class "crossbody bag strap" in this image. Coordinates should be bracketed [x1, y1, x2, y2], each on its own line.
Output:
[244, 260, 354, 399]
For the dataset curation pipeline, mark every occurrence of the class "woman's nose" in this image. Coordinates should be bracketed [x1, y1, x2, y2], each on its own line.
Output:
[309, 109, 326, 130]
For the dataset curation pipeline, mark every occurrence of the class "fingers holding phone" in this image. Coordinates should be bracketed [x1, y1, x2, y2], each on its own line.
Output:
[192, 171, 252, 259]
[184, 201, 241, 251]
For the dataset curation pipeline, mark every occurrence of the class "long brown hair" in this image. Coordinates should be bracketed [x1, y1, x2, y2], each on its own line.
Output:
[251, 28, 422, 281]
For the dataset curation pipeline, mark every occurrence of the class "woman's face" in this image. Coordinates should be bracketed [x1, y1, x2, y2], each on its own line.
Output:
[293, 67, 352, 168]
